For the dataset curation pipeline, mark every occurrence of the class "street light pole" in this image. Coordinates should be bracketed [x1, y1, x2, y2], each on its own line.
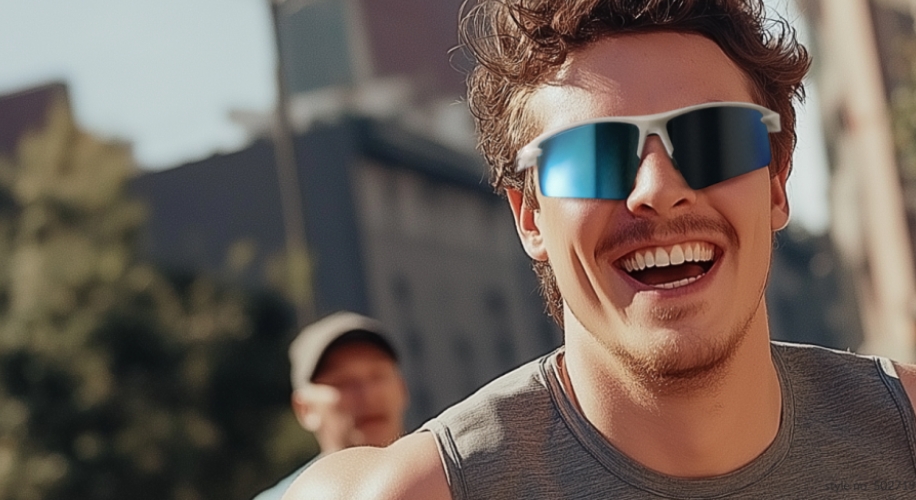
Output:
[269, 0, 314, 328]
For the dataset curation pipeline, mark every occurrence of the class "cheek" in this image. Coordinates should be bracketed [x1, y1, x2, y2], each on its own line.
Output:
[711, 168, 770, 213]
[537, 198, 621, 307]
[537, 197, 610, 255]
[387, 383, 407, 411]
[749, 176, 778, 237]
[711, 171, 774, 258]
[334, 389, 359, 413]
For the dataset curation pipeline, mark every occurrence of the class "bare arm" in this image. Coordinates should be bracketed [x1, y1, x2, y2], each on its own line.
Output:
[895, 362, 916, 412]
[282, 432, 452, 500]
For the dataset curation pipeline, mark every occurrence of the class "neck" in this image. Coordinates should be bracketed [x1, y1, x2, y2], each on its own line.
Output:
[561, 310, 781, 478]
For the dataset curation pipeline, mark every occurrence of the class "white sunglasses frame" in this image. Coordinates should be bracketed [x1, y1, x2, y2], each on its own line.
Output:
[515, 101, 781, 173]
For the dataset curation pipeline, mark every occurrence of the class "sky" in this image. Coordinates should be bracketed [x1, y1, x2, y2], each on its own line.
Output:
[0, 0, 830, 234]
[0, 0, 276, 168]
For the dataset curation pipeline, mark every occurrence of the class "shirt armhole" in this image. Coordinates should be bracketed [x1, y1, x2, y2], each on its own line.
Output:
[875, 357, 916, 472]
[417, 424, 468, 500]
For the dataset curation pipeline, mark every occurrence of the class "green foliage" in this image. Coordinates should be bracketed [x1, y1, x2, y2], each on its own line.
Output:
[0, 97, 317, 499]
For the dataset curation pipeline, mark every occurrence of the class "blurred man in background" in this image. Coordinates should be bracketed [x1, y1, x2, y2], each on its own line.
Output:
[253, 311, 408, 500]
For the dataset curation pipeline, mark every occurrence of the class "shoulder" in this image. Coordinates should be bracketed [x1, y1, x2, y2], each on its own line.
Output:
[771, 341, 863, 362]
[771, 341, 885, 375]
[434, 352, 554, 426]
[282, 432, 451, 500]
[254, 461, 313, 500]
[770, 342, 879, 386]
[893, 361, 916, 412]
[772, 342, 914, 402]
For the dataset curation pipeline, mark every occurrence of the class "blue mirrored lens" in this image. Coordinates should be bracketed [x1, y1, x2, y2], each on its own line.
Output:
[666, 107, 771, 189]
[537, 122, 640, 199]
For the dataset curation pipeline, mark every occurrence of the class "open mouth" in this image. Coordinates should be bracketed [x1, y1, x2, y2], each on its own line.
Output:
[355, 414, 388, 428]
[617, 242, 718, 289]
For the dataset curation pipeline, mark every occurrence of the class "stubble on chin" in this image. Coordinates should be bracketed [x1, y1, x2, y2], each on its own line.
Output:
[591, 213, 751, 393]
[609, 305, 755, 395]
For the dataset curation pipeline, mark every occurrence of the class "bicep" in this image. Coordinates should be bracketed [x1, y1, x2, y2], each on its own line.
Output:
[282, 432, 451, 500]
[894, 362, 916, 413]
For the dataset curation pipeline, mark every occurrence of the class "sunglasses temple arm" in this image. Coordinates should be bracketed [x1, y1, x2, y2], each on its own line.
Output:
[761, 111, 781, 133]
[516, 147, 542, 172]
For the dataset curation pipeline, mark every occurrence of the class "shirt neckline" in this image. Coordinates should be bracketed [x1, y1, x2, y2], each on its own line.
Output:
[540, 345, 795, 498]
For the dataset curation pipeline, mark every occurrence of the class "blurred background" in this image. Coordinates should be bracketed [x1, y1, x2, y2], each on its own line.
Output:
[0, 0, 913, 498]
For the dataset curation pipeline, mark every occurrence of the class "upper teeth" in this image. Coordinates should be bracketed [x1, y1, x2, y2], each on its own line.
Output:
[621, 243, 715, 273]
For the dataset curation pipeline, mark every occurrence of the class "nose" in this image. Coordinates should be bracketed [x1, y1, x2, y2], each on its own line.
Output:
[625, 134, 697, 216]
[350, 377, 384, 409]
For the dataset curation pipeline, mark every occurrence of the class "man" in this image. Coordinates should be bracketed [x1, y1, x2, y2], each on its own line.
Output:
[286, 1, 916, 498]
[254, 311, 408, 500]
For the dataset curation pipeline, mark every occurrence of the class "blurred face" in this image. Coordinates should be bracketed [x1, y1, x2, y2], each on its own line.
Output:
[311, 341, 408, 447]
[510, 33, 789, 387]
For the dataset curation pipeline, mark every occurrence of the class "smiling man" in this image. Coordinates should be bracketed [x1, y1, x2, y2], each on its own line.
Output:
[285, 1, 916, 498]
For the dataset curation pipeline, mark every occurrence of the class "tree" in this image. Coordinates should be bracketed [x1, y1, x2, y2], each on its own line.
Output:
[0, 93, 314, 500]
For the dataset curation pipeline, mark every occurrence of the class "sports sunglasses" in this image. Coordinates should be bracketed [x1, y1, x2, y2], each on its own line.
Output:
[515, 102, 781, 200]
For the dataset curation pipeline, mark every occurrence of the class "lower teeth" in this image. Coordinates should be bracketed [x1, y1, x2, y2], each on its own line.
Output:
[651, 274, 704, 289]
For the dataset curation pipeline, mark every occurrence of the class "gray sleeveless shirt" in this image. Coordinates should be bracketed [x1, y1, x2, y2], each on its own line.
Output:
[420, 342, 916, 499]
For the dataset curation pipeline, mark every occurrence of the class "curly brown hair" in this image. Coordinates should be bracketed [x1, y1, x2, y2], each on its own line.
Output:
[458, 0, 810, 327]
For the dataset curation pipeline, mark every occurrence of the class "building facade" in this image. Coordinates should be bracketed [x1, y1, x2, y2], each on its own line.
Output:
[130, 116, 561, 425]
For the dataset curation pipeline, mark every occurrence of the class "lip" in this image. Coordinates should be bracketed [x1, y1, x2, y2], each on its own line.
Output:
[607, 236, 723, 264]
[617, 253, 723, 296]
[607, 239, 725, 295]
[355, 415, 389, 428]
[614, 240, 720, 272]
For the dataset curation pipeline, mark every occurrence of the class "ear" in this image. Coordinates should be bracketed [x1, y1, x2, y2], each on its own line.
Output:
[770, 167, 790, 232]
[506, 188, 548, 261]
[396, 370, 410, 412]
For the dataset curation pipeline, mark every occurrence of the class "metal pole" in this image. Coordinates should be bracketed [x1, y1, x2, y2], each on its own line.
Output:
[269, 0, 314, 327]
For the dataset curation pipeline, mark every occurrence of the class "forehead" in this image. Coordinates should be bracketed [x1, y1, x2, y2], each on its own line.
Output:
[527, 32, 756, 133]
[314, 341, 396, 378]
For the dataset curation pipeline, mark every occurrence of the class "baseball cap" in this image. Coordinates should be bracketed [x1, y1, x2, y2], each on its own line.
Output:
[289, 311, 398, 390]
